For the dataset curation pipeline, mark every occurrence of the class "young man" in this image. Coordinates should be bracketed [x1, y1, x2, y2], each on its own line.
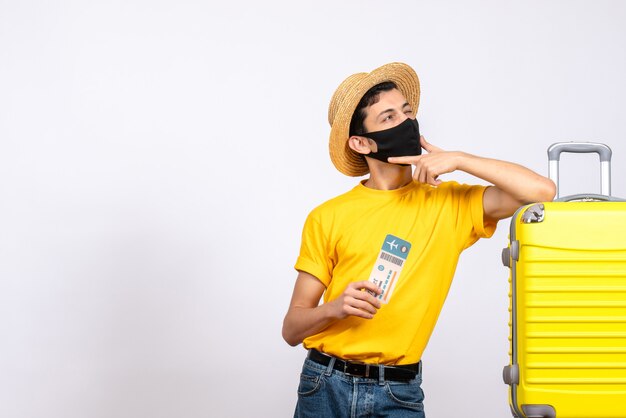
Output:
[283, 62, 555, 417]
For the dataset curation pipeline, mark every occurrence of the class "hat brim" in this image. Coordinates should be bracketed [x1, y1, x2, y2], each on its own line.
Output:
[328, 62, 420, 177]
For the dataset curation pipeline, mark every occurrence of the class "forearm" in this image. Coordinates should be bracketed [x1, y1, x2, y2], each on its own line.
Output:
[282, 303, 338, 347]
[282, 274, 382, 346]
[456, 152, 556, 204]
[389, 138, 556, 220]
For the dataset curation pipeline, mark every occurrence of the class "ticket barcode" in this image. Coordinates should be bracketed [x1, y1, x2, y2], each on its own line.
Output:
[380, 251, 404, 267]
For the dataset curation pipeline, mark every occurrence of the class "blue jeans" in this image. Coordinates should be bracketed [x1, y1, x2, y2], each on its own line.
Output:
[294, 357, 425, 418]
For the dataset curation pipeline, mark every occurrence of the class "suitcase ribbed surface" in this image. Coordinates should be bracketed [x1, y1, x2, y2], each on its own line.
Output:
[511, 202, 626, 417]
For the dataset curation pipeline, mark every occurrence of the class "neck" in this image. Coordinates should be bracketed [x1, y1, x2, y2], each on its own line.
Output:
[363, 160, 413, 190]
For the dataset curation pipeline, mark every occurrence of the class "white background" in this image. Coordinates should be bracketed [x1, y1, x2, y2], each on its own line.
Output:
[1, 1, 626, 417]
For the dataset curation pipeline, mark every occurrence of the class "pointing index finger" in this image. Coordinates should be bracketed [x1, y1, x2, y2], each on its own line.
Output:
[387, 155, 421, 164]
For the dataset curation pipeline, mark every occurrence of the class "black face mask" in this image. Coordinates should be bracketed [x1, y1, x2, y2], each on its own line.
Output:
[364, 118, 421, 164]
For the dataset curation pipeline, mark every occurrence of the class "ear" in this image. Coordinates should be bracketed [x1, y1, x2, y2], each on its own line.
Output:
[348, 135, 374, 155]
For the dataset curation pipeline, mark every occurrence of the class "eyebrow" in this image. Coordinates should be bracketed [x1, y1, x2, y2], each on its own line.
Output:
[376, 102, 412, 119]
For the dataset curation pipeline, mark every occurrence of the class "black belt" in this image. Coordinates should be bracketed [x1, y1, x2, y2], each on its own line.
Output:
[308, 349, 421, 381]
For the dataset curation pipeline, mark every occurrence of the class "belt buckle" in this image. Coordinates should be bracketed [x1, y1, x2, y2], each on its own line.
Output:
[343, 361, 371, 378]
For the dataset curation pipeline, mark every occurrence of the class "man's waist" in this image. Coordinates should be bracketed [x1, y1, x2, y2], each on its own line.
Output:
[307, 349, 421, 381]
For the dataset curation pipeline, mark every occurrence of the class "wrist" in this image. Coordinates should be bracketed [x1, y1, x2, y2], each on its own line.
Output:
[322, 298, 343, 321]
[454, 151, 475, 172]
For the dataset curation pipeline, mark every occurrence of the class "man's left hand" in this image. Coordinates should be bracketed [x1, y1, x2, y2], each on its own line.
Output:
[388, 136, 462, 186]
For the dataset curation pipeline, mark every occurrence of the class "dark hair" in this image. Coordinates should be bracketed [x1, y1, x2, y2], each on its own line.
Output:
[349, 81, 398, 136]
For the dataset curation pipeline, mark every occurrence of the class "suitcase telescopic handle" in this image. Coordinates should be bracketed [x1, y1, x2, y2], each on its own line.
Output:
[547, 142, 612, 199]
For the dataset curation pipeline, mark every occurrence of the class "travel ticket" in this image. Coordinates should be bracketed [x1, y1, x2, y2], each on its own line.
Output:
[367, 234, 412, 303]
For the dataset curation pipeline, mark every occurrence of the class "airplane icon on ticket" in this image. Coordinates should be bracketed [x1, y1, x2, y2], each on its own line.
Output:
[386, 239, 398, 251]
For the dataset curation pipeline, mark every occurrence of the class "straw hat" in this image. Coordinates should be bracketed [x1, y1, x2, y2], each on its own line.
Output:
[328, 62, 420, 177]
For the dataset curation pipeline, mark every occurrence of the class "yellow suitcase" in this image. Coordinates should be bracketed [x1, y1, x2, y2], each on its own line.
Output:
[502, 143, 626, 418]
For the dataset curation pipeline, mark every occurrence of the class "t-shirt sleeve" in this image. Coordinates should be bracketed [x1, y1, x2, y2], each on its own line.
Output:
[294, 210, 334, 287]
[456, 184, 497, 250]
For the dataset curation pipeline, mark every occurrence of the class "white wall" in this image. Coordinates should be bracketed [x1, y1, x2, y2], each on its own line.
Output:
[1, 1, 625, 417]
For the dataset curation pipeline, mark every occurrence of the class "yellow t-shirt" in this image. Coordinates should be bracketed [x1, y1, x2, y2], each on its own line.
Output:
[295, 180, 496, 365]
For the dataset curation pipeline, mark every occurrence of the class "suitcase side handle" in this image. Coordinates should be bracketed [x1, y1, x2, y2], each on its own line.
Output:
[547, 141, 612, 198]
